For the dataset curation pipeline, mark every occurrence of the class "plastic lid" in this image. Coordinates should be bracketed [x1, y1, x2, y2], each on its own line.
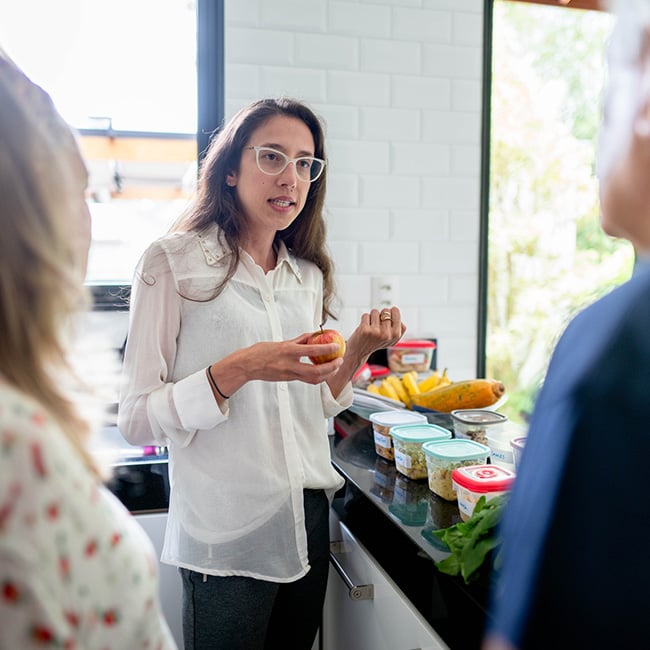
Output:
[451, 409, 507, 425]
[390, 423, 452, 443]
[451, 464, 515, 492]
[510, 436, 527, 450]
[391, 339, 436, 349]
[422, 439, 490, 460]
[368, 410, 427, 427]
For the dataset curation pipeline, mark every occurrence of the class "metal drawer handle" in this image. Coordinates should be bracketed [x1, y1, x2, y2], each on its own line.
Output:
[329, 541, 374, 601]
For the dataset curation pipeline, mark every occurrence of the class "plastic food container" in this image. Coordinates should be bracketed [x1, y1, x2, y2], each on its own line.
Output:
[485, 428, 520, 470]
[368, 410, 428, 461]
[390, 423, 452, 480]
[452, 464, 516, 521]
[422, 439, 490, 501]
[510, 435, 527, 471]
[451, 409, 508, 445]
[387, 339, 436, 373]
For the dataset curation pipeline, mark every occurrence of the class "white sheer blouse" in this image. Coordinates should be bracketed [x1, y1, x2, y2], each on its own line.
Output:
[118, 224, 350, 581]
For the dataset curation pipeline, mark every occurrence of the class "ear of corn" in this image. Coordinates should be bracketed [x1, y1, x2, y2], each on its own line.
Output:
[386, 374, 411, 406]
[379, 378, 401, 402]
[418, 370, 441, 392]
[411, 379, 505, 412]
[401, 371, 421, 402]
[366, 383, 382, 395]
[417, 368, 451, 393]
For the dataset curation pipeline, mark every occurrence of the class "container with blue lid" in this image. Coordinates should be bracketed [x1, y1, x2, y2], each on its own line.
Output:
[389, 423, 452, 480]
[422, 438, 490, 500]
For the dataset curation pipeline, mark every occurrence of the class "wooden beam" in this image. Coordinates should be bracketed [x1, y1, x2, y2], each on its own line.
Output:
[79, 135, 196, 163]
[508, 0, 607, 11]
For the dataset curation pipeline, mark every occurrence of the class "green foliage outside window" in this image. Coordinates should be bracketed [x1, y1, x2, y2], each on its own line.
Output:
[486, 2, 634, 424]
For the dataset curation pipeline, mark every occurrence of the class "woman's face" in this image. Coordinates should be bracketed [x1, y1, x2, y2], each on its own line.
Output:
[226, 114, 316, 238]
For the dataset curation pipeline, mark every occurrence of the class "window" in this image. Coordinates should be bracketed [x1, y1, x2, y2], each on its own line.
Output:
[483, 1, 632, 424]
[0, 0, 223, 292]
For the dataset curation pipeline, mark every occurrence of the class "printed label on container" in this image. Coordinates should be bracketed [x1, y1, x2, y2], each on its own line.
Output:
[394, 449, 412, 468]
[457, 492, 473, 518]
[374, 431, 392, 449]
[400, 353, 426, 365]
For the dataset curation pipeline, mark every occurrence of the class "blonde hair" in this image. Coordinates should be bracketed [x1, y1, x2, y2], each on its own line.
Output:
[0, 51, 100, 478]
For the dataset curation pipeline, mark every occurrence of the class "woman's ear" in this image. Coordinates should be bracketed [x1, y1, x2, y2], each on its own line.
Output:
[226, 172, 237, 188]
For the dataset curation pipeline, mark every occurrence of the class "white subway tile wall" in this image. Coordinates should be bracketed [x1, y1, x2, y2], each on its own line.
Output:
[225, 0, 484, 378]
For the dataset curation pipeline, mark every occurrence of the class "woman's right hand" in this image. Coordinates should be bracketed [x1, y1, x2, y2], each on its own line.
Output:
[246, 334, 345, 384]
[206, 334, 344, 402]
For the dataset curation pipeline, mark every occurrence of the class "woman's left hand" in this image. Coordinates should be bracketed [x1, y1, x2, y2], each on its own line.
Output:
[348, 306, 406, 360]
[325, 306, 406, 399]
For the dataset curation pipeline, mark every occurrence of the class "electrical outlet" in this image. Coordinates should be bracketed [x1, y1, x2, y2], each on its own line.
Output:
[371, 276, 399, 309]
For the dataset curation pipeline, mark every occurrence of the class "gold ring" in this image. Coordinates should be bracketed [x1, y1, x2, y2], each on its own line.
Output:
[380, 312, 392, 322]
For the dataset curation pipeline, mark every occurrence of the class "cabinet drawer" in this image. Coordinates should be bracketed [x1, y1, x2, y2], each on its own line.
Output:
[323, 510, 448, 650]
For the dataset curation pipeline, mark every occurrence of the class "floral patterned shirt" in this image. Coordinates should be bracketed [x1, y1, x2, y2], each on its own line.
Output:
[0, 381, 177, 649]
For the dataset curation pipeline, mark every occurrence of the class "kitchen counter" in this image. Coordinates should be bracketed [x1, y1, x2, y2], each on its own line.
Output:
[100, 411, 492, 648]
[330, 408, 492, 649]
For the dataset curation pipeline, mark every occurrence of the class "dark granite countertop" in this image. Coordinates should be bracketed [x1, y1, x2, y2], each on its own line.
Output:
[330, 408, 491, 649]
[330, 409, 465, 562]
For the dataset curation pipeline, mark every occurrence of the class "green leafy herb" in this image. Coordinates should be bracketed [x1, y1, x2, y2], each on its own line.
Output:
[432, 494, 508, 584]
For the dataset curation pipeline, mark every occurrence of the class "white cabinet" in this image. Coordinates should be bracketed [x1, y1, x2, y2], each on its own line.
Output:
[323, 511, 448, 650]
[135, 512, 184, 649]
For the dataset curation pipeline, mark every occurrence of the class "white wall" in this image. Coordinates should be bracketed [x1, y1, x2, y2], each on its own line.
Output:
[224, 0, 485, 379]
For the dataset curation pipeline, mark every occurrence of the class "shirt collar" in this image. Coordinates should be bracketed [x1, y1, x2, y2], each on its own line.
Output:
[197, 223, 303, 282]
[274, 240, 303, 282]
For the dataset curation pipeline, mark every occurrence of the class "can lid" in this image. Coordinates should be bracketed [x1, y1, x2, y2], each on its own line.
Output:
[390, 423, 452, 442]
[391, 339, 436, 349]
[368, 410, 427, 427]
[451, 409, 508, 425]
[422, 439, 490, 460]
[451, 464, 516, 492]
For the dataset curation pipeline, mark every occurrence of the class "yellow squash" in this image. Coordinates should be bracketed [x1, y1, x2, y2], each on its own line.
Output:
[386, 375, 410, 406]
[411, 378, 505, 413]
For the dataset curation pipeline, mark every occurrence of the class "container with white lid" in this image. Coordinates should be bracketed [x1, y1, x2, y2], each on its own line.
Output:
[422, 439, 490, 501]
[368, 410, 428, 461]
[452, 464, 516, 521]
[390, 423, 452, 480]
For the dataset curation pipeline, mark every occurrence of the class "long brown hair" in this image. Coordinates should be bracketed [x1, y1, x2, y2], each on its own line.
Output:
[173, 97, 337, 323]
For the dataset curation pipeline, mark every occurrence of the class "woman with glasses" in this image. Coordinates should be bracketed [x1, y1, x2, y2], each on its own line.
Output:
[118, 97, 406, 649]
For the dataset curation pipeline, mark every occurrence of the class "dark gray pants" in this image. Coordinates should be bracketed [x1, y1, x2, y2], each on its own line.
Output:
[180, 489, 329, 650]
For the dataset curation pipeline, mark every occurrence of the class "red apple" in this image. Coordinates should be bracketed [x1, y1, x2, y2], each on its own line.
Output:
[307, 327, 346, 364]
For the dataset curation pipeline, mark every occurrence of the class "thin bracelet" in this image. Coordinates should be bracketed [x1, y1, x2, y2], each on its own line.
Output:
[206, 366, 230, 400]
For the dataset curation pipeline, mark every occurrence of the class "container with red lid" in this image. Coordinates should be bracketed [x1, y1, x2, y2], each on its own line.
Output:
[452, 464, 516, 521]
[387, 339, 436, 373]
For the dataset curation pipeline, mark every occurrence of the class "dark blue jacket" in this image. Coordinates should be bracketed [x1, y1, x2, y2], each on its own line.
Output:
[484, 264, 650, 648]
